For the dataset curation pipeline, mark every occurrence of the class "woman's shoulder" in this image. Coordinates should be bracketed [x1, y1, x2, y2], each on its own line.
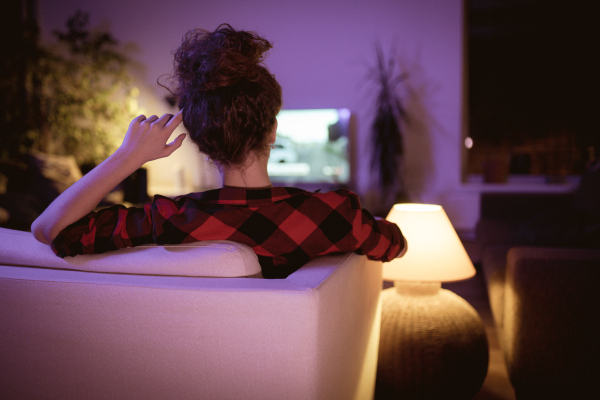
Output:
[311, 187, 356, 197]
[300, 187, 362, 209]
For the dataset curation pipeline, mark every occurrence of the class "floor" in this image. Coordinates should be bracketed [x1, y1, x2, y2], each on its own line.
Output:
[443, 271, 516, 400]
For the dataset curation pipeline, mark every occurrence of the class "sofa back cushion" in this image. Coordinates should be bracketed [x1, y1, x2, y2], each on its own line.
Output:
[0, 228, 261, 278]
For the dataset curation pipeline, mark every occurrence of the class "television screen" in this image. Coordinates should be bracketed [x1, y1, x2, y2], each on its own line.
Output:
[268, 108, 351, 186]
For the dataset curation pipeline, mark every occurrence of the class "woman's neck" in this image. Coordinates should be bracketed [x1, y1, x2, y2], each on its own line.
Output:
[220, 153, 272, 189]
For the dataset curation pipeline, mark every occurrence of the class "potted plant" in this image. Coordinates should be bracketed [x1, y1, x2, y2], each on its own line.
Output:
[366, 44, 409, 209]
[0, 9, 144, 230]
[1, 10, 140, 167]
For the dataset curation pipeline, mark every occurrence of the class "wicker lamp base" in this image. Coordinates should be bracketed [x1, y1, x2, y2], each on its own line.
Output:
[376, 282, 489, 400]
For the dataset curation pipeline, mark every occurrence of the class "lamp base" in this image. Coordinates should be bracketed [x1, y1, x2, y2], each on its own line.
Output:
[376, 282, 488, 400]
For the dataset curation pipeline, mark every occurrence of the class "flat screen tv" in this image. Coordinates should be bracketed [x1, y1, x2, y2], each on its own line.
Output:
[268, 108, 352, 189]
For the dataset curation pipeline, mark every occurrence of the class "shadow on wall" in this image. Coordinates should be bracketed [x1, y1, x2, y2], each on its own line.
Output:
[363, 50, 440, 216]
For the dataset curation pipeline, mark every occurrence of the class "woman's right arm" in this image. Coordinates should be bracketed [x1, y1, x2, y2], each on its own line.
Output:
[31, 112, 185, 244]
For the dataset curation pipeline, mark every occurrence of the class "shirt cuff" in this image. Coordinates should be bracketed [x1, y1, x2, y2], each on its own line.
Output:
[396, 236, 408, 258]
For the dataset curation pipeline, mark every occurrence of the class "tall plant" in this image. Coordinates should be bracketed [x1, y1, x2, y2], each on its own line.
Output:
[1, 10, 139, 166]
[367, 45, 408, 202]
[41, 11, 139, 165]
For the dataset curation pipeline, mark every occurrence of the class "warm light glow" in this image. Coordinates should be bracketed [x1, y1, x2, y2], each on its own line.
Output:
[384, 203, 476, 282]
[393, 204, 441, 212]
[465, 137, 473, 149]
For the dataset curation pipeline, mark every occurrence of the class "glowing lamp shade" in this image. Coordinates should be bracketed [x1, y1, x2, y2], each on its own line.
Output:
[384, 204, 475, 282]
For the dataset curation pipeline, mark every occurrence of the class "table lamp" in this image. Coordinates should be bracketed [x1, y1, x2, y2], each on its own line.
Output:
[376, 204, 488, 399]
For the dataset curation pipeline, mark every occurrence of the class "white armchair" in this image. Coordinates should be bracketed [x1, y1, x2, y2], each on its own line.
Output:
[0, 228, 382, 400]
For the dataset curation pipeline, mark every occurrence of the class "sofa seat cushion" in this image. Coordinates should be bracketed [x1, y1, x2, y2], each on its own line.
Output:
[0, 228, 261, 278]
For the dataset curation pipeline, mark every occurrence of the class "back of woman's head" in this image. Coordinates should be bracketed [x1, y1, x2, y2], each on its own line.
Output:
[172, 24, 282, 166]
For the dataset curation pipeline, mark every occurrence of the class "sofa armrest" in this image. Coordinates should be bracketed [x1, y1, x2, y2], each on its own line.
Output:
[0, 252, 382, 400]
[502, 246, 600, 397]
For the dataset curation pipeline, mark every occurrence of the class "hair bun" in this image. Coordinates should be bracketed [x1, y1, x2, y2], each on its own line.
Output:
[174, 24, 273, 93]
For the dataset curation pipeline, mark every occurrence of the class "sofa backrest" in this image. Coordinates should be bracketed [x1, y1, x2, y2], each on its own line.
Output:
[0, 227, 261, 278]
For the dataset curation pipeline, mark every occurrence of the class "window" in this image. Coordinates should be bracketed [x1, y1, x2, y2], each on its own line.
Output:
[466, 0, 599, 180]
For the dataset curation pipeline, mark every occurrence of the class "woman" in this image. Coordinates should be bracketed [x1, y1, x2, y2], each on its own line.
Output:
[32, 24, 405, 278]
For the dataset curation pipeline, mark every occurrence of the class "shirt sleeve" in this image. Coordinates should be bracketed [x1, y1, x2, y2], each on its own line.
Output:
[51, 202, 154, 258]
[346, 192, 406, 262]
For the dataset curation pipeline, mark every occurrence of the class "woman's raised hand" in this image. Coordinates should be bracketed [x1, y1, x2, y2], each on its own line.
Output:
[31, 111, 186, 245]
[119, 111, 186, 164]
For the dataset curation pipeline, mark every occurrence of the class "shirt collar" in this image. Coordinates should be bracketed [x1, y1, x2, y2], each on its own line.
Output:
[180, 186, 308, 206]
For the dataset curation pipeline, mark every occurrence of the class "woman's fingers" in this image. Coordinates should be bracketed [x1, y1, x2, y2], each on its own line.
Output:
[168, 133, 186, 146]
[167, 110, 184, 129]
[144, 115, 159, 124]
[163, 133, 186, 157]
[151, 111, 182, 128]
[153, 113, 183, 142]
[158, 112, 183, 141]
[150, 112, 182, 135]
[153, 113, 173, 126]
[121, 111, 185, 162]
[129, 114, 146, 129]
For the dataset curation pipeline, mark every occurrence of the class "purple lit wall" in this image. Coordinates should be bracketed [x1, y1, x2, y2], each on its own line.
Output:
[39, 0, 466, 221]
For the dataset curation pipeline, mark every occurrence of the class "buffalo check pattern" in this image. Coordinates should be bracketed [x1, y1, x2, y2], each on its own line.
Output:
[52, 187, 405, 278]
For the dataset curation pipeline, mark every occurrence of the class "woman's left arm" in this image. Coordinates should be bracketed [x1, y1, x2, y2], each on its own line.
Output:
[31, 112, 185, 244]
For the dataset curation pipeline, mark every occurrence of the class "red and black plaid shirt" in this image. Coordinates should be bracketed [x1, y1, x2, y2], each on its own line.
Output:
[52, 187, 404, 278]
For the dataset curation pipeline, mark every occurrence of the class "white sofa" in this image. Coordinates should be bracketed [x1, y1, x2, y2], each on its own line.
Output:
[0, 228, 383, 400]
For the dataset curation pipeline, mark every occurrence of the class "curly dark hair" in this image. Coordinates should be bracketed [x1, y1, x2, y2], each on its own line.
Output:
[170, 24, 282, 166]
